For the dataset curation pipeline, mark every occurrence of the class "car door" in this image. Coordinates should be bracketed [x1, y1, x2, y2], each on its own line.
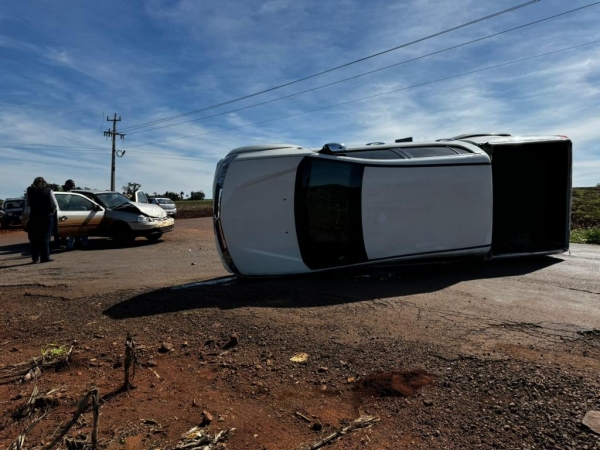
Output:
[134, 191, 149, 203]
[55, 193, 105, 237]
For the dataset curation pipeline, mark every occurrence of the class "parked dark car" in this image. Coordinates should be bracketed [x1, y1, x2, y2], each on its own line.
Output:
[1, 197, 25, 228]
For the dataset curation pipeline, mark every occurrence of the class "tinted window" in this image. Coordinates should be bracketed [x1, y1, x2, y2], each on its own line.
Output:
[402, 146, 458, 158]
[295, 158, 367, 269]
[340, 150, 404, 160]
[453, 147, 473, 154]
[57, 194, 96, 212]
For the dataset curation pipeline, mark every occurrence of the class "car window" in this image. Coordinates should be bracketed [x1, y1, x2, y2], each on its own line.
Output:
[402, 146, 460, 158]
[136, 191, 148, 203]
[95, 193, 130, 208]
[339, 150, 404, 160]
[295, 158, 367, 269]
[57, 194, 96, 212]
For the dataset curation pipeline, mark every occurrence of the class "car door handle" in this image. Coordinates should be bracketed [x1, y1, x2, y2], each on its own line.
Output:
[59, 216, 68, 221]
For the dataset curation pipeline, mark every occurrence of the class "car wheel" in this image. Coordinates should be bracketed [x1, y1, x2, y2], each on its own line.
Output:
[146, 233, 163, 242]
[111, 222, 135, 246]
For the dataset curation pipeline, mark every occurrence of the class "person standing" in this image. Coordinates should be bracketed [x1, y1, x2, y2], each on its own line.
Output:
[63, 179, 89, 250]
[25, 177, 58, 263]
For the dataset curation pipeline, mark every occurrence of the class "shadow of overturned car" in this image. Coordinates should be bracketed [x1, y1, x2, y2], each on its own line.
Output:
[103, 256, 562, 319]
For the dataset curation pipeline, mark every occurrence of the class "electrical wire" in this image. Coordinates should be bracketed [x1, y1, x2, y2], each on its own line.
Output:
[121, 39, 600, 151]
[125, 2, 600, 137]
[118, 0, 541, 133]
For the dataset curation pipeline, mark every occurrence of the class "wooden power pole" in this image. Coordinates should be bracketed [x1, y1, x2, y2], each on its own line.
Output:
[104, 114, 126, 191]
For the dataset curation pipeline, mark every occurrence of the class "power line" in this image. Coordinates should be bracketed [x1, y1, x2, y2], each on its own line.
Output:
[122, 39, 600, 151]
[119, 0, 541, 133]
[125, 2, 600, 137]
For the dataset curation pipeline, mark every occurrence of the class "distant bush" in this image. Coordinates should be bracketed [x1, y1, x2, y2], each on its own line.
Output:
[571, 227, 600, 245]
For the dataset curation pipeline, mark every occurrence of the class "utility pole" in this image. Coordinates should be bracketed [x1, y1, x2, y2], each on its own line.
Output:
[104, 114, 126, 191]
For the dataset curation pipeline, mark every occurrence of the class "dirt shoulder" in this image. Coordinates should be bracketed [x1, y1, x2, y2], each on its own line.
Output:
[1, 219, 600, 449]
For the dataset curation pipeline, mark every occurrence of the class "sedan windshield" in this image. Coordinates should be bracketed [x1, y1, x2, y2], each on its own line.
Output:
[94, 193, 132, 209]
[295, 157, 367, 270]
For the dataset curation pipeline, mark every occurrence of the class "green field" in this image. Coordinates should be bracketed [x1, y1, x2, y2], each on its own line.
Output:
[174, 200, 213, 218]
[571, 187, 600, 244]
[174, 188, 600, 244]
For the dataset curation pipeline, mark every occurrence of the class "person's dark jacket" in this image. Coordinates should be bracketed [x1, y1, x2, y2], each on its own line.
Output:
[27, 186, 55, 219]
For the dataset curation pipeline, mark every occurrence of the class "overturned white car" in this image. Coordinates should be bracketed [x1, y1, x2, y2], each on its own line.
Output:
[213, 134, 572, 276]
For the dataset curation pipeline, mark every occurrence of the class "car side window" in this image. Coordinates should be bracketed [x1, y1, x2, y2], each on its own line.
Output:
[402, 146, 461, 158]
[339, 150, 404, 160]
[57, 194, 95, 212]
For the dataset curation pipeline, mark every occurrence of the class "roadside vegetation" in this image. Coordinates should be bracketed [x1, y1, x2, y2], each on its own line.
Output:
[174, 199, 213, 219]
[570, 186, 600, 244]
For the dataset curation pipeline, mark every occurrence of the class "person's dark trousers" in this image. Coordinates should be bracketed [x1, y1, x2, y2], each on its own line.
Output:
[30, 214, 53, 262]
[28, 231, 40, 263]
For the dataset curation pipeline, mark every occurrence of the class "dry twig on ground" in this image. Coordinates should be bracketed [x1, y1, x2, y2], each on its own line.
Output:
[174, 427, 235, 449]
[302, 415, 380, 450]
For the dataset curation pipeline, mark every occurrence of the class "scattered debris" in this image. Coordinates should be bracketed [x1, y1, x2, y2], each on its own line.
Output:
[159, 342, 174, 353]
[582, 411, 600, 435]
[222, 333, 239, 350]
[50, 388, 99, 449]
[23, 366, 42, 383]
[200, 410, 213, 426]
[317, 366, 328, 373]
[301, 415, 379, 450]
[290, 353, 309, 363]
[174, 426, 235, 450]
[0, 345, 73, 385]
[142, 419, 159, 426]
[295, 412, 311, 423]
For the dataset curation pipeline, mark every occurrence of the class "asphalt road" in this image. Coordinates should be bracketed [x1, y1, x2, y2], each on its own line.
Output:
[1, 218, 599, 361]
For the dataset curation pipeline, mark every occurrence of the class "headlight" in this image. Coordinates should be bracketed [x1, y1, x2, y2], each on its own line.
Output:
[137, 216, 151, 223]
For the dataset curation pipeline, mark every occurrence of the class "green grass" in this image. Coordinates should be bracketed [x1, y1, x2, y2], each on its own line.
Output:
[570, 228, 600, 245]
[570, 188, 600, 244]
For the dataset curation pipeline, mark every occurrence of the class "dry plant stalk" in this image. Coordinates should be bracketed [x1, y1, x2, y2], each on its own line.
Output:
[43, 387, 100, 450]
[0, 346, 73, 384]
[305, 415, 380, 450]
[174, 427, 235, 449]
[123, 332, 137, 390]
[8, 412, 48, 450]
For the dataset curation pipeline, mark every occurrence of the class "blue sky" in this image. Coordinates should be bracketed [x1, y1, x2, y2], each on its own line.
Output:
[1, 0, 599, 199]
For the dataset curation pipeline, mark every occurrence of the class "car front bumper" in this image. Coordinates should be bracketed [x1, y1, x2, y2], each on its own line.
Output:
[130, 217, 175, 236]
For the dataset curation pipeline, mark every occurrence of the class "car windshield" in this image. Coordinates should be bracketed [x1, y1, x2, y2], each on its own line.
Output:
[4, 200, 24, 209]
[158, 199, 173, 205]
[295, 158, 367, 270]
[94, 193, 132, 209]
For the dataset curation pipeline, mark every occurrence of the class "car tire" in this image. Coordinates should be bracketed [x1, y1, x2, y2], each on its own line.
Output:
[111, 222, 135, 246]
[146, 233, 163, 242]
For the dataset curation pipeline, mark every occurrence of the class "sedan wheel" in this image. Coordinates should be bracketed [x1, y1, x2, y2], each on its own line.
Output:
[111, 222, 135, 246]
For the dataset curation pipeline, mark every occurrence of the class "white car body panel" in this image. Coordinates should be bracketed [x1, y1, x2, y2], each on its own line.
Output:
[222, 156, 308, 276]
[361, 164, 492, 260]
